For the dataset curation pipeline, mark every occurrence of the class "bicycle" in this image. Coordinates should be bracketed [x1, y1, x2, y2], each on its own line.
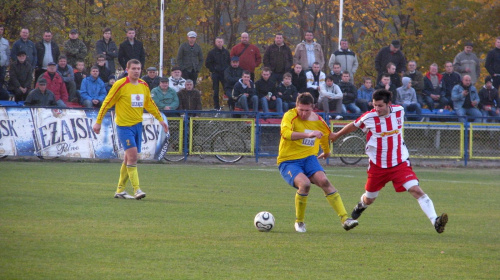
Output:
[337, 134, 366, 165]
[162, 107, 248, 163]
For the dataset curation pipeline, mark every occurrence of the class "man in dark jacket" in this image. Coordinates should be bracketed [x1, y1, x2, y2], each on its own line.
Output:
[441, 61, 461, 109]
[263, 34, 293, 83]
[177, 79, 202, 116]
[290, 63, 307, 93]
[338, 71, 361, 114]
[478, 76, 499, 120]
[95, 27, 118, 74]
[485, 37, 500, 89]
[375, 73, 397, 103]
[95, 54, 111, 84]
[224, 57, 243, 110]
[423, 63, 448, 111]
[255, 67, 282, 113]
[24, 78, 57, 106]
[375, 40, 407, 76]
[233, 70, 258, 117]
[8, 51, 33, 101]
[205, 37, 230, 109]
[118, 28, 145, 71]
[11, 28, 37, 68]
[141, 66, 160, 89]
[35, 31, 60, 81]
[177, 31, 203, 86]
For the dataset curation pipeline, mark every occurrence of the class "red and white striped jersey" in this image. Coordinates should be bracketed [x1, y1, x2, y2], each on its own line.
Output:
[354, 105, 409, 168]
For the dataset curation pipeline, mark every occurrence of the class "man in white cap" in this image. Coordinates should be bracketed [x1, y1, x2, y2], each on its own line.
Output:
[176, 31, 203, 86]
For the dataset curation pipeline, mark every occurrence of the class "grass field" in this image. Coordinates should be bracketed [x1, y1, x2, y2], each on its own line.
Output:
[0, 161, 498, 279]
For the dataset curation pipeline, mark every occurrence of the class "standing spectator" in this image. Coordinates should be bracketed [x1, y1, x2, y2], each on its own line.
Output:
[10, 28, 37, 68]
[40, 62, 68, 107]
[64, 29, 87, 68]
[374, 40, 406, 76]
[396, 77, 422, 119]
[57, 55, 78, 103]
[0, 25, 10, 100]
[423, 63, 448, 111]
[152, 76, 179, 111]
[230, 32, 261, 81]
[80, 66, 107, 108]
[453, 42, 480, 85]
[441, 61, 461, 109]
[224, 56, 243, 110]
[404, 60, 424, 97]
[328, 39, 358, 82]
[452, 75, 482, 122]
[318, 75, 343, 115]
[377, 62, 402, 89]
[330, 62, 343, 84]
[485, 37, 500, 89]
[290, 63, 307, 93]
[293, 30, 325, 71]
[35, 30, 60, 81]
[375, 74, 397, 103]
[205, 37, 230, 109]
[339, 71, 363, 114]
[276, 72, 298, 111]
[305, 62, 325, 103]
[177, 79, 202, 116]
[74, 60, 86, 90]
[168, 66, 186, 93]
[177, 31, 203, 86]
[256, 67, 283, 114]
[232, 70, 258, 117]
[8, 51, 33, 102]
[478, 76, 499, 122]
[95, 54, 111, 84]
[141, 66, 160, 90]
[263, 33, 293, 83]
[24, 78, 57, 106]
[357, 77, 375, 111]
[95, 27, 118, 74]
[118, 28, 145, 71]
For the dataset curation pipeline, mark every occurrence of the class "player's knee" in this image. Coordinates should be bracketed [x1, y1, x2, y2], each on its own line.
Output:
[408, 185, 425, 198]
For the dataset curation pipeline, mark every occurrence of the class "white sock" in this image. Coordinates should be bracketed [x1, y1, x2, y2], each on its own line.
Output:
[417, 194, 438, 225]
[360, 194, 368, 208]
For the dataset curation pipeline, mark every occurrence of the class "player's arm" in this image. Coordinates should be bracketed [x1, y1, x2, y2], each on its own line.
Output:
[330, 122, 357, 142]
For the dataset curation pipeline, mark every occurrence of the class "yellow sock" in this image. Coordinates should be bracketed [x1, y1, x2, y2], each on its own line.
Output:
[126, 165, 140, 193]
[116, 163, 129, 193]
[325, 192, 348, 223]
[295, 192, 308, 223]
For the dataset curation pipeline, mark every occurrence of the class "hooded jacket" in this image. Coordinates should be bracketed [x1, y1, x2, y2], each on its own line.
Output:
[396, 77, 418, 105]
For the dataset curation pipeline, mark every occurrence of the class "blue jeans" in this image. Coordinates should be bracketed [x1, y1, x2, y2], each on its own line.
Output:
[402, 103, 422, 120]
[456, 107, 482, 122]
[260, 97, 283, 113]
[236, 94, 259, 112]
[343, 102, 361, 114]
[283, 102, 295, 112]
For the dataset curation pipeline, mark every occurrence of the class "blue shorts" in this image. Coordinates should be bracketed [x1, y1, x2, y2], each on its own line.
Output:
[279, 155, 325, 189]
[116, 122, 143, 152]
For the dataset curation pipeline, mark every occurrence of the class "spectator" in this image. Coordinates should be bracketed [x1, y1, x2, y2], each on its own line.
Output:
[453, 42, 480, 85]
[263, 33, 293, 83]
[375, 40, 406, 76]
[478, 76, 499, 122]
[293, 30, 325, 71]
[330, 62, 343, 84]
[339, 71, 362, 114]
[276, 72, 298, 111]
[24, 78, 57, 106]
[205, 36, 230, 109]
[396, 77, 422, 119]
[375, 73, 397, 103]
[357, 77, 375, 111]
[452, 75, 482, 122]
[232, 70, 258, 117]
[35, 30, 60, 81]
[328, 39, 358, 82]
[256, 67, 283, 114]
[74, 60, 86, 90]
[318, 75, 343, 115]
[106, 75, 116, 93]
[404, 60, 424, 97]
[57, 55, 78, 103]
[0, 25, 9, 100]
[485, 37, 500, 89]
[118, 28, 145, 71]
[95, 54, 111, 84]
[95, 27, 118, 74]
[152, 76, 179, 110]
[305, 62, 325, 103]
[8, 51, 32, 102]
[423, 63, 448, 111]
[10, 28, 37, 68]
[377, 62, 402, 89]
[80, 66, 107, 108]
[224, 56, 243, 110]
[177, 79, 202, 116]
[441, 61, 461, 110]
[39, 61, 68, 107]
[168, 66, 186, 93]
[177, 31, 203, 86]
[141, 66, 159, 89]
[290, 63, 307, 93]
[230, 32, 262, 81]
[64, 29, 87, 68]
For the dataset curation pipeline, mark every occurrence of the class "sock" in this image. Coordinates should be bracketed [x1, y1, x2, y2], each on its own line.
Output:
[116, 163, 129, 193]
[325, 191, 348, 223]
[295, 192, 308, 223]
[417, 194, 438, 225]
[360, 194, 368, 208]
[126, 165, 140, 193]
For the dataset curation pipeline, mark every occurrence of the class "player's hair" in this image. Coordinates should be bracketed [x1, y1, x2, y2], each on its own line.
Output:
[296, 92, 314, 105]
[373, 89, 392, 104]
[283, 72, 292, 79]
[126, 59, 141, 69]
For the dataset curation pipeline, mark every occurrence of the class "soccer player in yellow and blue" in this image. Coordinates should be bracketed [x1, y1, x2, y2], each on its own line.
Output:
[92, 59, 168, 200]
[278, 92, 358, 232]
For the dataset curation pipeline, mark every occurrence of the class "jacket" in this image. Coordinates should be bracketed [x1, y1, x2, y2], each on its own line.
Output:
[24, 88, 57, 106]
[375, 82, 397, 103]
[230, 43, 262, 73]
[396, 77, 418, 105]
[205, 47, 230, 73]
[478, 86, 499, 109]
[118, 39, 145, 70]
[224, 66, 243, 90]
[80, 76, 107, 102]
[453, 51, 480, 84]
[232, 79, 256, 100]
[423, 72, 446, 97]
[291, 70, 307, 93]
[263, 43, 293, 74]
[485, 47, 500, 76]
[441, 71, 462, 99]
[276, 82, 298, 103]
[141, 75, 160, 90]
[255, 77, 277, 99]
[374, 46, 406, 74]
[40, 71, 68, 102]
[64, 39, 87, 67]
[0, 37, 10, 67]
[293, 41, 325, 70]
[177, 42, 203, 73]
[168, 76, 186, 93]
[357, 85, 374, 101]
[404, 70, 424, 95]
[338, 81, 358, 104]
[451, 83, 479, 110]
[97, 64, 111, 83]
[305, 70, 325, 90]
[319, 83, 342, 101]
[328, 49, 358, 77]
[57, 65, 75, 83]
[11, 39, 37, 67]
[8, 60, 33, 90]
[95, 38, 118, 73]
[35, 40, 60, 69]
[177, 89, 202, 111]
[151, 86, 179, 109]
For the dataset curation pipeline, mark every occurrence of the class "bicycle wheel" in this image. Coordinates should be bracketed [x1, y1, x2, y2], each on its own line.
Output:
[163, 134, 186, 162]
[339, 135, 365, 165]
[211, 130, 245, 163]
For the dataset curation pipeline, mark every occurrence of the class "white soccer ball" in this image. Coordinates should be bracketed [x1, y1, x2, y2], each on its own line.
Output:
[254, 211, 275, 232]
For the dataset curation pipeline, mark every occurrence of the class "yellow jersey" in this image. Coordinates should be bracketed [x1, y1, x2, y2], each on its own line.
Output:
[277, 108, 331, 165]
[96, 77, 163, 126]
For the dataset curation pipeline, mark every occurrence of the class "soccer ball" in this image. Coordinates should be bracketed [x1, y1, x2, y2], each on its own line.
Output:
[254, 211, 275, 232]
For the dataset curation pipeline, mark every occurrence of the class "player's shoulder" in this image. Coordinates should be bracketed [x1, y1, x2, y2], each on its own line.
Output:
[138, 78, 149, 87]
[391, 104, 404, 112]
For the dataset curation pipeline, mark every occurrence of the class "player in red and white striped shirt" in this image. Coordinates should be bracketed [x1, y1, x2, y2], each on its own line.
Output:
[330, 89, 448, 233]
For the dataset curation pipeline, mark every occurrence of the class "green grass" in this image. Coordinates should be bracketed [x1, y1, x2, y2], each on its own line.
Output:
[0, 162, 498, 279]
